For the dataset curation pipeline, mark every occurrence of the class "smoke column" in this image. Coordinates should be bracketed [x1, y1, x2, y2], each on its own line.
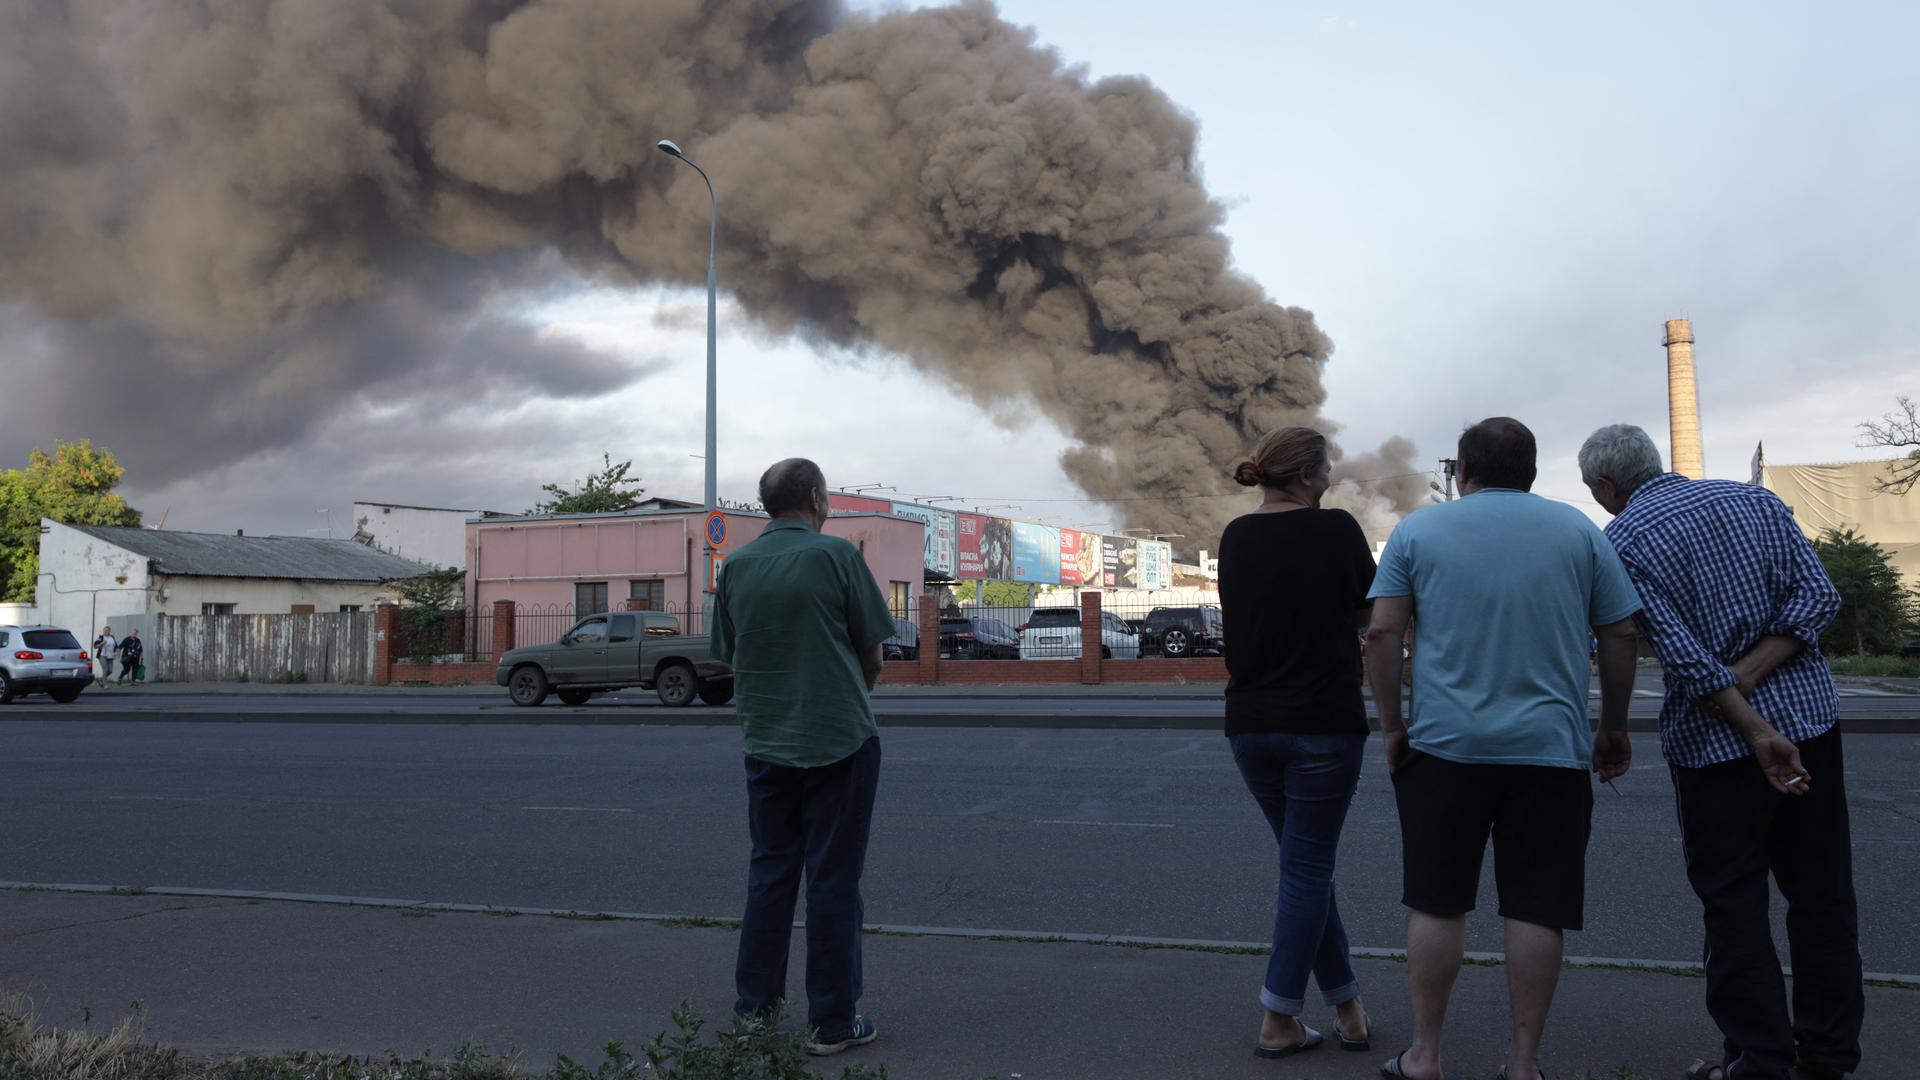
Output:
[0, 0, 1422, 541]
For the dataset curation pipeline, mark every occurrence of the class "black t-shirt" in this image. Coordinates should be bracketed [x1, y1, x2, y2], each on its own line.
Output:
[1219, 507, 1377, 736]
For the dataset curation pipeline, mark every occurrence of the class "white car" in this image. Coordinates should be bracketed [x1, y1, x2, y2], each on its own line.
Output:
[1018, 607, 1140, 660]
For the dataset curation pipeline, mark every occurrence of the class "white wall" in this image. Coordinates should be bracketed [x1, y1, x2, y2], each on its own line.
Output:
[150, 575, 404, 616]
[352, 504, 476, 570]
[0, 602, 41, 627]
[36, 520, 156, 635]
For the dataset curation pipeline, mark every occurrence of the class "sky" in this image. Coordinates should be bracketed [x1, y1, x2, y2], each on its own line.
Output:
[20, 0, 1920, 546]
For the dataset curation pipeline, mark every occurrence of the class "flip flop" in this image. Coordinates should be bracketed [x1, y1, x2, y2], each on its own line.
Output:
[1255, 1025, 1324, 1059]
[1382, 1050, 1425, 1079]
[1684, 1062, 1727, 1080]
[1337, 1014, 1373, 1052]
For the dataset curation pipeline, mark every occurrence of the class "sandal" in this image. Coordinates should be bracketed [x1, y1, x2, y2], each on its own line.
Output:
[1382, 1050, 1434, 1079]
[1685, 1062, 1727, 1080]
[1336, 1014, 1372, 1052]
[1256, 1025, 1324, 1059]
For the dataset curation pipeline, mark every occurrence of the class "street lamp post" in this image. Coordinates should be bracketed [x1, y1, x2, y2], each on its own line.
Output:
[656, 139, 718, 513]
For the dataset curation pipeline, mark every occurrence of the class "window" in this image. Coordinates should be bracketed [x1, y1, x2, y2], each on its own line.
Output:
[628, 579, 666, 611]
[570, 616, 609, 645]
[889, 581, 911, 616]
[574, 582, 610, 615]
[339, 605, 363, 613]
[0, 632, 7, 647]
[202, 603, 237, 615]
[610, 614, 637, 642]
[23, 630, 80, 649]
[644, 614, 681, 637]
[1027, 608, 1079, 628]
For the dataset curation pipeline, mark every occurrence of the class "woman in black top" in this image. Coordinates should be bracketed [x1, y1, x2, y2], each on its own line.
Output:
[1220, 426, 1377, 1058]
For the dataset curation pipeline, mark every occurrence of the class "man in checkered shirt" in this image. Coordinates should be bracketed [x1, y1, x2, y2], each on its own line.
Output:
[1579, 424, 1863, 1080]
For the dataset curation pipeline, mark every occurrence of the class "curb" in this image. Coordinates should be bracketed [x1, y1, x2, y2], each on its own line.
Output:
[4, 881, 1915, 989]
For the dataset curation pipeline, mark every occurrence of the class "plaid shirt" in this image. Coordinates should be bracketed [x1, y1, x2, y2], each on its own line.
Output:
[1603, 473, 1841, 768]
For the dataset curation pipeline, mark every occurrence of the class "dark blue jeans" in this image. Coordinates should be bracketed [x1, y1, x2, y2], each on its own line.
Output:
[735, 736, 881, 1036]
[1230, 732, 1366, 1016]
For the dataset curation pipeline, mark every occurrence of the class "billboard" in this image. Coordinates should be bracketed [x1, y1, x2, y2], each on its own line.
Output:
[1011, 522, 1061, 584]
[1059, 530, 1103, 587]
[1102, 536, 1138, 589]
[890, 502, 955, 577]
[1138, 540, 1174, 590]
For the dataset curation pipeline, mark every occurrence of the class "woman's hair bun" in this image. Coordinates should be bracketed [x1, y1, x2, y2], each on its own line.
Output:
[1233, 461, 1264, 487]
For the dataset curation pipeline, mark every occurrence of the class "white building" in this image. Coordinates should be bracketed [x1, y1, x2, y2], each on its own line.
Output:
[351, 502, 504, 571]
[34, 521, 435, 633]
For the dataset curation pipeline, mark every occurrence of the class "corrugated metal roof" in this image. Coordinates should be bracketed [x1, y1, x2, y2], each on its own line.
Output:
[65, 524, 437, 582]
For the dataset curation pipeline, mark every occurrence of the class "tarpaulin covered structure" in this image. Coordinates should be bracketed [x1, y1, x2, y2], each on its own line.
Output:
[1756, 450, 1920, 588]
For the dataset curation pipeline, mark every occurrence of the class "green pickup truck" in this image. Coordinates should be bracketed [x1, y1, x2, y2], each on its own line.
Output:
[496, 611, 734, 708]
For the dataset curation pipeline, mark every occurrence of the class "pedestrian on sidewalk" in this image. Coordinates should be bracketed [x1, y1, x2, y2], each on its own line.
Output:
[710, 457, 896, 1057]
[1365, 418, 1641, 1080]
[93, 625, 117, 687]
[1218, 426, 1378, 1059]
[1579, 424, 1863, 1080]
[117, 628, 144, 684]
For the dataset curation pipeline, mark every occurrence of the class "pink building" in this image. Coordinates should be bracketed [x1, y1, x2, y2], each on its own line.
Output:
[465, 508, 925, 618]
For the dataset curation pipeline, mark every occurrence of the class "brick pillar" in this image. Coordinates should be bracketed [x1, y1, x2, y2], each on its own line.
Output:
[374, 603, 400, 685]
[491, 600, 516, 657]
[917, 594, 941, 685]
[1079, 591, 1104, 685]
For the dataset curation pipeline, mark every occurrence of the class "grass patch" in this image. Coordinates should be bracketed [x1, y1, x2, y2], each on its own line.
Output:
[656, 915, 739, 931]
[548, 911, 618, 922]
[107, 886, 149, 898]
[1827, 654, 1920, 677]
[0, 997, 888, 1080]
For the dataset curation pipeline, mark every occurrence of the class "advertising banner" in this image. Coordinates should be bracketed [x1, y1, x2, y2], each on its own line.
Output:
[890, 502, 955, 577]
[1059, 529, 1082, 587]
[1011, 522, 1061, 584]
[1135, 540, 1172, 590]
[956, 513, 986, 578]
[828, 493, 893, 514]
[1103, 536, 1138, 589]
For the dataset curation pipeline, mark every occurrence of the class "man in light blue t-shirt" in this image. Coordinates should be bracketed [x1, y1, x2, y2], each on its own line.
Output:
[1363, 417, 1641, 1080]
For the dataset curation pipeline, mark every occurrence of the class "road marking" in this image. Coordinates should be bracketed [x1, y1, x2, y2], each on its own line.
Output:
[521, 806, 635, 814]
[1032, 819, 1173, 829]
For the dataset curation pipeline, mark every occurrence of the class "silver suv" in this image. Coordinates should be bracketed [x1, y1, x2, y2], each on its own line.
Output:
[0, 625, 93, 704]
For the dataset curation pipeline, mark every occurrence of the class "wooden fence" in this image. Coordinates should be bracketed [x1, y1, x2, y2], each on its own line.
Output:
[151, 612, 377, 683]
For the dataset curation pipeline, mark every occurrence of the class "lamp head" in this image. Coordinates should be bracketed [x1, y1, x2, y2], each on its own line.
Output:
[656, 139, 684, 158]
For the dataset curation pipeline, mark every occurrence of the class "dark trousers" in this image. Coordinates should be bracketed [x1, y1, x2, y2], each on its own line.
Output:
[735, 736, 880, 1036]
[1672, 728, 1864, 1079]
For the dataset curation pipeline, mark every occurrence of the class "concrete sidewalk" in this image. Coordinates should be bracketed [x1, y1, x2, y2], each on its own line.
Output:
[2, 889, 1908, 1078]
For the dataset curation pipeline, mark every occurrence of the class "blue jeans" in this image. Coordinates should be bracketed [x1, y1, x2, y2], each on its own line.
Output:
[1230, 732, 1366, 1016]
[735, 736, 880, 1036]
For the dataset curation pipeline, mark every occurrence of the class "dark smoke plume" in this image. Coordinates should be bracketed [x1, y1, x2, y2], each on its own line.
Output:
[0, 0, 1421, 543]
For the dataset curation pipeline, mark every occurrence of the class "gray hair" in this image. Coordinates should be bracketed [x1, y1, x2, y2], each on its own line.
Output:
[1579, 424, 1664, 492]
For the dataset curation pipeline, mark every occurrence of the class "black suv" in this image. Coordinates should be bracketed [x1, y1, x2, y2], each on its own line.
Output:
[938, 616, 1020, 659]
[1140, 606, 1225, 658]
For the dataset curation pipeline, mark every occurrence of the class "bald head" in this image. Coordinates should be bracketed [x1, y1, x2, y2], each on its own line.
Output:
[759, 458, 828, 523]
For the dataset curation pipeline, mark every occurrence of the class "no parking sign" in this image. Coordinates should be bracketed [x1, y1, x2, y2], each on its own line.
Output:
[705, 511, 728, 549]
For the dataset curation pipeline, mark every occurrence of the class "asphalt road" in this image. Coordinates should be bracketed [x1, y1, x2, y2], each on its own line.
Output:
[6, 670, 1919, 728]
[3, 721, 1915, 975]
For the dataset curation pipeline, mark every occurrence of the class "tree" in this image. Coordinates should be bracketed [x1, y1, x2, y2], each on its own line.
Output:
[1859, 395, 1920, 494]
[1811, 527, 1915, 656]
[394, 567, 465, 664]
[0, 441, 143, 603]
[532, 454, 646, 515]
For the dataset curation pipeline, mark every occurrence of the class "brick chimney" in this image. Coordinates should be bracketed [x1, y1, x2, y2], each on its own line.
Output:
[1664, 318, 1705, 479]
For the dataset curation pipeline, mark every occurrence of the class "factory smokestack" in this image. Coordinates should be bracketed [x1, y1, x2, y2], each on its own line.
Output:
[1664, 318, 1705, 479]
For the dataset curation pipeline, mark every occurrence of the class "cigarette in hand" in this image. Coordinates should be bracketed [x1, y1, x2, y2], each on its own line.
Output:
[1784, 775, 1808, 788]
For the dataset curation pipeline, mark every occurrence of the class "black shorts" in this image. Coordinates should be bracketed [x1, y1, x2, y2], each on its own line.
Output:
[1391, 750, 1593, 931]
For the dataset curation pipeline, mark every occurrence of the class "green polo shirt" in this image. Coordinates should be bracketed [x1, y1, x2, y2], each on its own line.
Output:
[710, 518, 897, 767]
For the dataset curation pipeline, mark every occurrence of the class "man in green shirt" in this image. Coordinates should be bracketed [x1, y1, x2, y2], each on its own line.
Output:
[710, 457, 894, 1056]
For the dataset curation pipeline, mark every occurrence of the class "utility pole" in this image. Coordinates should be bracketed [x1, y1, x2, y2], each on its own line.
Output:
[1438, 459, 1458, 501]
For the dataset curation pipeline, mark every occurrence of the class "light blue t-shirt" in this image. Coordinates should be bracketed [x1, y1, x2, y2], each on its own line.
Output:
[1368, 489, 1641, 769]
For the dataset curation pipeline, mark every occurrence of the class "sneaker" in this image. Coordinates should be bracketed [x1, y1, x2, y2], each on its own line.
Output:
[805, 1015, 877, 1056]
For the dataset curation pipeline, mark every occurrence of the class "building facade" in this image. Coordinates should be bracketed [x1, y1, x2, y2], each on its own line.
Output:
[34, 521, 435, 633]
[352, 502, 504, 570]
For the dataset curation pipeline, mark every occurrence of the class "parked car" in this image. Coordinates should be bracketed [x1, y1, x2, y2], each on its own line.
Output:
[939, 616, 1021, 659]
[0, 625, 93, 704]
[882, 617, 919, 661]
[496, 611, 732, 707]
[1139, 605, 1225, 658]
[1018, 607, 1141, 660]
